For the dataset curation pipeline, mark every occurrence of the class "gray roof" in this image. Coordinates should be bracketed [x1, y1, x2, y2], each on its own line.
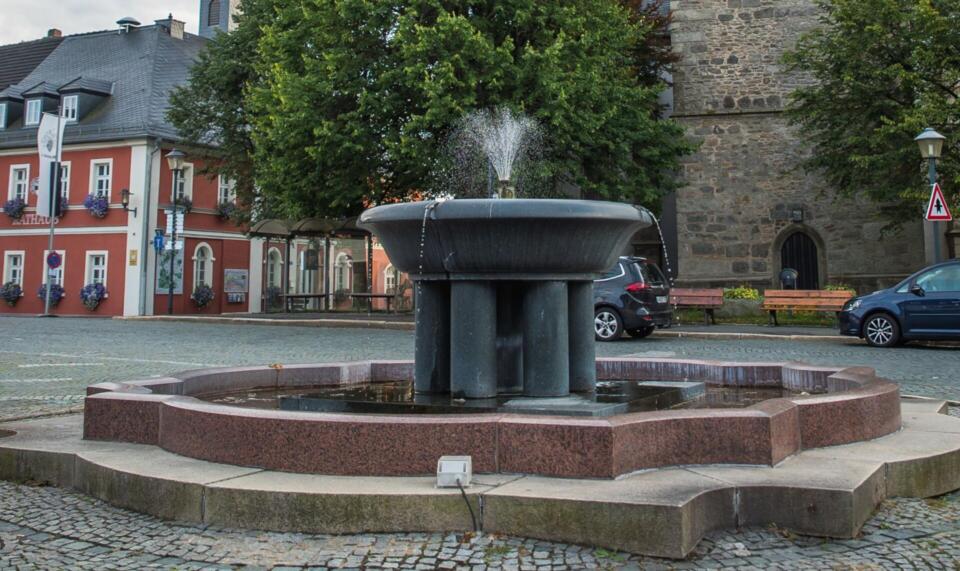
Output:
[0, 36, 63, 91]
[58, 77, 113, 95]
[0, 25, 207, 148]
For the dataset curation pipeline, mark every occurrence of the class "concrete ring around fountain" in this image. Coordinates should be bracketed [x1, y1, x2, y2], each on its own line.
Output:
[2, 360, 959, 559]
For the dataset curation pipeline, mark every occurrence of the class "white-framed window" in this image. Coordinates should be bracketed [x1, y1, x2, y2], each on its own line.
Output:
[192, 243, 214, 289]
[84, 251, 108, 286]
[25, 99, 41, 125]
[173, 163, 194, 202]
[383, 264, 396, 293]
[0, 103, 7, 129]
[8, 164, 29, 201]
[3, 251, 24, 286]
[217, 174, 235, 204]
[61, 95, 78, 122]
[266, 247, 282, 288]
[89, 159, 112, 200]
[58, 162, 70, 200]
[41, 249, 65, 286]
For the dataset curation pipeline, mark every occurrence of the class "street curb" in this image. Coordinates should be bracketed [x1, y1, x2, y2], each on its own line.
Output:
[114, 315, 858, 342]
[114, 315, 416, 331]
[650, 329, 859, 344]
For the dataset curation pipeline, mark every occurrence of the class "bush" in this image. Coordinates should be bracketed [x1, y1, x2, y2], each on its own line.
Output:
[825, 283, 856, 295]
[79, 283, 107, 311]
[37, 283, 65, 306]
[723, 286, 761, 300]
[3, 197, 26, 220]
[191, 284, 215, 308]
[1, 281, 22, 306]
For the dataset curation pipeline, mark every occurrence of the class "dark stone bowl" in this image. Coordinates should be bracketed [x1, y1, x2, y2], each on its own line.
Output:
[358, 199, 651, 279]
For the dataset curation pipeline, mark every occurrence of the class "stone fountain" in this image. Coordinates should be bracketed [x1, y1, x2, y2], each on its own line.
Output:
[359, 110, 653, 403]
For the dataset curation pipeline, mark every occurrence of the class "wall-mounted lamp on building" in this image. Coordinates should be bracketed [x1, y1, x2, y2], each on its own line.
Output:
[120, 188, 137, 217]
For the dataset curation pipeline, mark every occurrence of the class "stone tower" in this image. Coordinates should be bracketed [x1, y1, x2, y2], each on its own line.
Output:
[199, 0, 240, 38]
[668, 0, 925, 292]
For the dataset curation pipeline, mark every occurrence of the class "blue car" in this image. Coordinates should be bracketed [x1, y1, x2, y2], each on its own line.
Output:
[839, 260, 960, 347]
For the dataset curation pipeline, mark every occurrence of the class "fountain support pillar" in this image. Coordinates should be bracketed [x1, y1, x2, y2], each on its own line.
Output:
[522, 281, 570, 397]
[567, 281, 597, 392]
[450, 281, 498, 399]
[414, 282, 451, 394]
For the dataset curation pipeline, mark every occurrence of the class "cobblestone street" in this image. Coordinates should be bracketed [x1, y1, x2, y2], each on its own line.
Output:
[0, 316, 957, 421]
[1, 316, 959, 570]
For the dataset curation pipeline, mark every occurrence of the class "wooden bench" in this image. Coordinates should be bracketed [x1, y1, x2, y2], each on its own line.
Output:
[670, 288, 724, 325]
[760, 290, 854, 326]
[348, 292, 396, 314]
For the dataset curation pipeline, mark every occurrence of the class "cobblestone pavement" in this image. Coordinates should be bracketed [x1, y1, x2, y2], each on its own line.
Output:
[0, 316, 957, 421]
[0, 481, 957, 570]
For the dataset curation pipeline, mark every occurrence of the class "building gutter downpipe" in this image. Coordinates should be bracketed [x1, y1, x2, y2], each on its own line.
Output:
[139, 138, 162, 315]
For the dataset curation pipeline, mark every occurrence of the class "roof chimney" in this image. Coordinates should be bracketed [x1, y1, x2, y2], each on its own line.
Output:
[116, 16, 141, 34]
[46, 28, 62, 38]
[155, 13, 185, 40]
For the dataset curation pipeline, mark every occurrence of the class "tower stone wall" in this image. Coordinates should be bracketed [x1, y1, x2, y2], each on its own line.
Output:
[199, 0, 241, 38]
[670, 0, 925, 292]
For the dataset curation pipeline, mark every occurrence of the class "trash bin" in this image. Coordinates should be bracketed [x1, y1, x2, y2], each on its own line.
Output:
[780, 268, 798, 290]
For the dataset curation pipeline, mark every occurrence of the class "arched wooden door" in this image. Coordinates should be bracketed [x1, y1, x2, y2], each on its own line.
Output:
[781, 232, 819, 290]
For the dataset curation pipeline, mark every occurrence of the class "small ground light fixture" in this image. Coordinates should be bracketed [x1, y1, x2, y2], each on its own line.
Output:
[436, 456, 472, 488]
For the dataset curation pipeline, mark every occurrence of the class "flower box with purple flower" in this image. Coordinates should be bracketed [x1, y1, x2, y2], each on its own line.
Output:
[80, 282, 107, 311]
[83, 194, 109, 218]
[1, 281, 22, 306]
[3, 197, 26, 220]
[37, 283, 65, 306]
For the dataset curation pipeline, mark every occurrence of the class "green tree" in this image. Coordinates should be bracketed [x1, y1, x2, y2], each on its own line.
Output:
[172, 0, 692, 219]
[167, 0, 277, 222]
[784, 0, 960, 224]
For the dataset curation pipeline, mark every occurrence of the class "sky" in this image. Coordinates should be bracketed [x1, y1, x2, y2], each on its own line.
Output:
[0, 0, 200, 44]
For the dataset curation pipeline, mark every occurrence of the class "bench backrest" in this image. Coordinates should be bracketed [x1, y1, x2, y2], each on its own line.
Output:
[761, 289, 853, 309]
[670, 288, 724, 307]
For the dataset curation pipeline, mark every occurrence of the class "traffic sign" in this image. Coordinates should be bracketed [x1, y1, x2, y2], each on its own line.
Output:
[153, 232, 165, 253]
[164, 240, 184, 252]
[46, 251, 61, 269]
[925, 183, 953, 221]
[164, 210, 185, 235]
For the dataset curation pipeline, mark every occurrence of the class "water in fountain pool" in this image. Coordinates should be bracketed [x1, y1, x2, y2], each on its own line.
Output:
[203, 380, 803, 417]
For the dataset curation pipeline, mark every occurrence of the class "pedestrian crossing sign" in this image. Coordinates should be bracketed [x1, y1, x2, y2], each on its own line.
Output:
[925, 183, 953, 222]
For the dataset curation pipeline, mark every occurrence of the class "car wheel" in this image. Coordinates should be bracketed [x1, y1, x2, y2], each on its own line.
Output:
[863, 313, 900, 347]
[594, 308, 623, 341]
[627, 326, 655, 339]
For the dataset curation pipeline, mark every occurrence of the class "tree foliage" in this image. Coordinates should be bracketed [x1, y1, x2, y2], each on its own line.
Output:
[784, 0, 960, 224]
[170, 0, 692, 220]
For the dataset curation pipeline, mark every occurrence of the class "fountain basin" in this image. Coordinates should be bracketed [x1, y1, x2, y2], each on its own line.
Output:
[358, 199, 651, 279]
[83, 358, 901, 479]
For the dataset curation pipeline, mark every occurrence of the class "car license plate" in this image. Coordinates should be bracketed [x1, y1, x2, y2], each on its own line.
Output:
[656, 296, 668, 304]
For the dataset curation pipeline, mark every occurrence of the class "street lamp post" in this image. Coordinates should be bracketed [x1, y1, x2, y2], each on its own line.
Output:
[915, 128, 947, 264]
[165, 149, 186, 315]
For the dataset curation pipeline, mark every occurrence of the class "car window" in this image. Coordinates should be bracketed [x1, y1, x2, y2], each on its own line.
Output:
[633, 262, 667, 287]
[915, 265, 960, 293]
[597, 263, 624, 281]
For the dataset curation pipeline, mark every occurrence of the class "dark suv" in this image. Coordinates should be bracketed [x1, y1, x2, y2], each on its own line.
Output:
[593, 256, 672, 341]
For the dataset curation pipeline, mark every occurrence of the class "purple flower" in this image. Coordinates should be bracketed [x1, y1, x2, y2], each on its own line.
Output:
[191, 284, 215, 308]
[1, 281, 22, 306]
[37, 283, 65, 306]
[80, 282, 107, 311]
[3, 197, 26, 220]
[83, 194, 109, 218]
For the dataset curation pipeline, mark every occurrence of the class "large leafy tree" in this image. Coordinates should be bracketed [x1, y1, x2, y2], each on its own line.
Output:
[784, 0, 960, 224]
[172, 0, 691, 219]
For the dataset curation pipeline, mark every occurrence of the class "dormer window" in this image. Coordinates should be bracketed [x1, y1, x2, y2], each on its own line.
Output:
[25, 99, 41, 125]
[0, 104, 6, 129]
[61, 95, 78, 122]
